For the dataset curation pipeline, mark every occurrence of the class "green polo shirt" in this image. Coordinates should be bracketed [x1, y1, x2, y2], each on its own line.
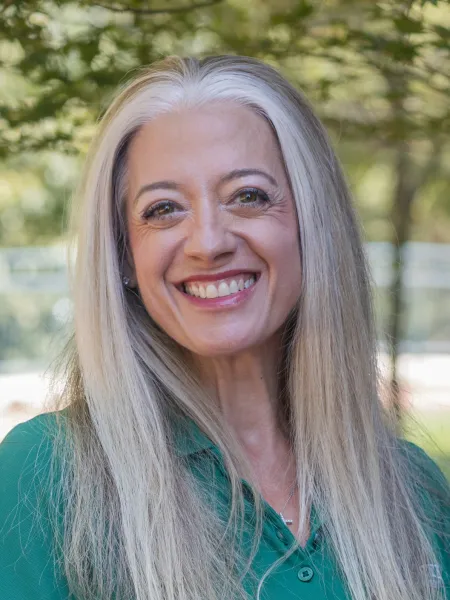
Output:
[1, 411, 449, 599]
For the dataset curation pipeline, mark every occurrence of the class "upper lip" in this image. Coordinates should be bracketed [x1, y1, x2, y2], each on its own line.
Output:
[176, 269, 259, 285]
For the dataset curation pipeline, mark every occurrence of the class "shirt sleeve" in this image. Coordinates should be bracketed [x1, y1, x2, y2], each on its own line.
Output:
[0, 415, 71, 600]
[402, 440, 450, 592]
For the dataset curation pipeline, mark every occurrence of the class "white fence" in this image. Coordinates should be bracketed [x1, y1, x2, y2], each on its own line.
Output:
[1, 242, 450, 374]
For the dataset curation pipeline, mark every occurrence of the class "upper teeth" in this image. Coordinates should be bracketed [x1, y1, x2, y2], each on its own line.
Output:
[184, 275, 256, 298]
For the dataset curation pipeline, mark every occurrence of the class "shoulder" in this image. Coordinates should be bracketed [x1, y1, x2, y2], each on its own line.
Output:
[0, 409, 65, 535]
[0, 409, 68, 533]
[398, 440, 450, 590]
[1, 410, 61, 459]
[398, 439, 450, 498]
[398, 439, 450, 552]
[0, 411, 71, 600]
[0, 411, 66, 491]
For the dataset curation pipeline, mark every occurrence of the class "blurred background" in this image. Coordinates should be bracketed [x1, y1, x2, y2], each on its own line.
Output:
[0, 0, 449, 475]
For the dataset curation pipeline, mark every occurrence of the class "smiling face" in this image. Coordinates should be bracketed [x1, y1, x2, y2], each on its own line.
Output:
[125, 102, 301, 357]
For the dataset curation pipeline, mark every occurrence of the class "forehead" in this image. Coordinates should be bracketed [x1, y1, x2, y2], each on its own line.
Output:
[127, 102, 285, 182]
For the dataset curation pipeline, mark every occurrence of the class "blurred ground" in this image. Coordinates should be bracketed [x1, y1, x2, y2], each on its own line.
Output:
[1, 354, 450, 481]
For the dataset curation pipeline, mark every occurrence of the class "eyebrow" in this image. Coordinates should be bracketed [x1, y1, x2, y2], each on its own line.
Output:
[132, 168, 278, 206]
[220, 169, 278, 187]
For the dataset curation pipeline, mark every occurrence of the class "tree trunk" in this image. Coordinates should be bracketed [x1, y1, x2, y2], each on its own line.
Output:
[387, 141, 442, 428]
[388, 144, 415, 427]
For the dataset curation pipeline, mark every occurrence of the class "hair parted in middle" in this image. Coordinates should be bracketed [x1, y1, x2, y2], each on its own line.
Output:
[47, 55, 444, 600]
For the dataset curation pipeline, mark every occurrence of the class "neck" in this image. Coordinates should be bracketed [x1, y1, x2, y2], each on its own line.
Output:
[191, 332, 293, 488]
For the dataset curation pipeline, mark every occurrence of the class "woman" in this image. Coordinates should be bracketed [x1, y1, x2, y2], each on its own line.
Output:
[1, 55, 449, 600]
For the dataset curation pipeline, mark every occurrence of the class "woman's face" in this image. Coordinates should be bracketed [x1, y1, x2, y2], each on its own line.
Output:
[126, 102, 301, 357]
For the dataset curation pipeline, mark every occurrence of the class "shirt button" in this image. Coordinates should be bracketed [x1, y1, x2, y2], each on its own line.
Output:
[297, 566, 314, 582]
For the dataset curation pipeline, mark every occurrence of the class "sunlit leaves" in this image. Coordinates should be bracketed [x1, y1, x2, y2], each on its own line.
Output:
[0, 0, 449, 245]
[393, 16, 424, 34]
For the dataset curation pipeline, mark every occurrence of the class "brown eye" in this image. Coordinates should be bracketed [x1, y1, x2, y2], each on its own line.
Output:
[235, 188, 271, 206]
[142, 201, 179, 221]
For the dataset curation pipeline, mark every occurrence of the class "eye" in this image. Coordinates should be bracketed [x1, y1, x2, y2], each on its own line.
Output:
[234, 188, 271, 206]
[141, 200, 181, 221]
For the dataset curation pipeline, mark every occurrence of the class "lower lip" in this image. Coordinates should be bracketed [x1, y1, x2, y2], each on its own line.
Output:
[177, 277, 259, 310]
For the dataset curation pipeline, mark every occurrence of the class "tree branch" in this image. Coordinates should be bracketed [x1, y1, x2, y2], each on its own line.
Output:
[93, 0, 222, 15]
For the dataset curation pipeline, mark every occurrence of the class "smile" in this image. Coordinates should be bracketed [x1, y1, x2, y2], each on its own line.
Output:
[182, 273, 258, 299]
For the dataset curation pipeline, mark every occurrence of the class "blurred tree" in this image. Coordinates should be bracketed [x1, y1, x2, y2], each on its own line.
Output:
[0, 0, 449, 420]
[1, 1, 448, 154]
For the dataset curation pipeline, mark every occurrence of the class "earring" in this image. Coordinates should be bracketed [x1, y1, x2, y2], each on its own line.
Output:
[123, 276, 131, 287]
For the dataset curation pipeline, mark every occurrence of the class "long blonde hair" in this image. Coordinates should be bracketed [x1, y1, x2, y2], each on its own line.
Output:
[47, 55, 446, 600]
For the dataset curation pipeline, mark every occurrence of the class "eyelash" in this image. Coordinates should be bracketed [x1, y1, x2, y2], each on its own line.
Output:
[141, 201, 179, 222]
[141, 188, 272, 222]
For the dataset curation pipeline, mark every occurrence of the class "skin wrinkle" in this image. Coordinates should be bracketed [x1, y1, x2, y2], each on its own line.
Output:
[125, 102, 307, 540]
[132, 169, 279, 208]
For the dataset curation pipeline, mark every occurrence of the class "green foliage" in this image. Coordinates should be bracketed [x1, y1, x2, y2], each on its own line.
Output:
[1, 0, 448, 151]
[394, 15, 424, 34]
[0, 292, 68, 362]
[0, 152, 79, 245]
[0, 0, 449, 245]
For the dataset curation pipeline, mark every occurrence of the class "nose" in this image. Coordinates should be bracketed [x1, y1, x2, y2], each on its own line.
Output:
[183, 205, 236, 264]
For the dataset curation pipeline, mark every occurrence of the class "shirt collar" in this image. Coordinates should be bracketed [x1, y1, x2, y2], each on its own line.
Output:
[171, 413, 325, 536]
[172, 413, 216, 457]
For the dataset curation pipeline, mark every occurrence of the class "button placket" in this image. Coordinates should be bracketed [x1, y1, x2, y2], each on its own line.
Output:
[276, 529, 287, 543]
[312, 527, 324, 548]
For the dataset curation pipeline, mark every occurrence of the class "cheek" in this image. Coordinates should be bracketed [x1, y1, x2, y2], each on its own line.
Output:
[131, 234, 172, 302]
[133, 245, 159, 282]
[136, 269, 174, 334]
[262, 220, 301, 271]
[130, 225, 172, 278]
[266, 227, 302, 304]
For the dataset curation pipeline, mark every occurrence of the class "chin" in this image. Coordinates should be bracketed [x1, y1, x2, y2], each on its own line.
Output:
[188, 336, 259, 358]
